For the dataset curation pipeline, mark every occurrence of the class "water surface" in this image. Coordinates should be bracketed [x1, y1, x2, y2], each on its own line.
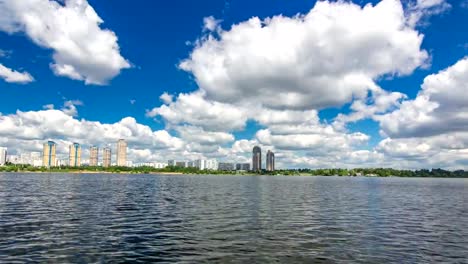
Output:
[0, 173, 467, 263]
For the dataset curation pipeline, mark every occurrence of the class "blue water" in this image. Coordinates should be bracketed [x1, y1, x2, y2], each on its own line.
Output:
[0, 173, 467, 263]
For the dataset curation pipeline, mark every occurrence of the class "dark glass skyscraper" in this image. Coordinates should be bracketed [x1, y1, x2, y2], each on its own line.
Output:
[266, 150, 275, 171]
[252, 146, 262, 171]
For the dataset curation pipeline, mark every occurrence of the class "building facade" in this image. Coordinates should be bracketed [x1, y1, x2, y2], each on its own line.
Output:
[193, 159, 218, 170]
[103, 147, 111, 167]
[252, 146, 262, 171]
[218, 162, 235, 171]
[90, 146, 99, 166]
[18, 152, 41, 166]
[42, 141, 56, 167]
[0, 147, 7, 166]
[7, 155, 20, 164]
[31, 152, 42, 167]
[194, 159, 206, 170]
[236, 163, 250, 171]
[266, 150, 275, 171]
[69, 143, 81, 167]
[206, 159, 218, 170]
[154, 162, 168, 169]
[116, 139, 127, 166]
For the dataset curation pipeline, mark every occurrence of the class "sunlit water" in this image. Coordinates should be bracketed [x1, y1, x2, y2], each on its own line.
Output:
[0, 173, 467, 263]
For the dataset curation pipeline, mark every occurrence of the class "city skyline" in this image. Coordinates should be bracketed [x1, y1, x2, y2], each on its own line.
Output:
[2, 141, 274, 172]
[0, 1, 467, 170]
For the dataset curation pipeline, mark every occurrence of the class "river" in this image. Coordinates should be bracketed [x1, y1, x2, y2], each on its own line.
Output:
[0, 173, 467, 263]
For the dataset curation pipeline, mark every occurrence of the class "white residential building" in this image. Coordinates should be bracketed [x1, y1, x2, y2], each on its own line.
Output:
[206, 159, 218, 170]
[7, 155, 20, 164]
[194, 159, 218, 170]
[15, 152, 42, 166]
[32, 159, 43, 167]
[0, 147, 7, 166]
[20, 153, 30, 164]
[30, 152, 41, 163]
[134, 162, 154, 167]
[194, 159, 206, 170]
[154, 162, 168, 169]
[56, 157, 69, 167]
[134, 162, 168, 169]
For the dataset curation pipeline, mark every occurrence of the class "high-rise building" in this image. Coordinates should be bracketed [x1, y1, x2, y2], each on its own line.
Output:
[252, 146, 262, 171]
[0, 147, 7, 166]
[116, 139, 127, 166]
[69, 143, 81, 167]
[43, 141, 56, 168]
[266, 150, 275, 171]
[103, 147, 111, 167]
[90, 146, 99, 166]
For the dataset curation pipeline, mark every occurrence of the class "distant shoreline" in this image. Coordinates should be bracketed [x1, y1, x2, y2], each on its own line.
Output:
[1, 171, 468, 178]
[2, 166, 468, 178]
[2, 171, 185, 175]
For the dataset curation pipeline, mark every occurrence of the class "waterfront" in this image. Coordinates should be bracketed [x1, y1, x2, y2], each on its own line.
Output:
[0, 173, 467, 263]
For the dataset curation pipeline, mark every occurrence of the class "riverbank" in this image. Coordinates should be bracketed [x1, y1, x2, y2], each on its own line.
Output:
[2, 165, 468, 178]
[1, 171, 468, 178]
[2, 170, 185, 175]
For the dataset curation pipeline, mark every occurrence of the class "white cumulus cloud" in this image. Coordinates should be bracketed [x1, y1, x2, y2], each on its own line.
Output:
[379, 57, 468, 138]
[147, 92, 248, 132]
[0, 0, 130, 85]
[406, 0, 451, 27]
[0, 63, 34, 84]
[179, 0, 428, 110]
[145, 0, 455, 169]
[372, 56, 468, 170]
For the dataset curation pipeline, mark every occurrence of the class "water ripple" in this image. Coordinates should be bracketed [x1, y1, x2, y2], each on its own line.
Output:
[0, 174, 467, 263]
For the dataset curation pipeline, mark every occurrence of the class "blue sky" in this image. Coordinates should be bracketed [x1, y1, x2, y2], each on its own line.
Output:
[0, 0, 468, 169]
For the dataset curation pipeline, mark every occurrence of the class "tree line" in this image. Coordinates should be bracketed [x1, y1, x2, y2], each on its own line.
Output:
[1, 164, 468, 178]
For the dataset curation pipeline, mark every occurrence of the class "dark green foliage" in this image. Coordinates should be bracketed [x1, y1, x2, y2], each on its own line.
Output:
[0, 164, 467, 178]
[277, 168, 468, 178]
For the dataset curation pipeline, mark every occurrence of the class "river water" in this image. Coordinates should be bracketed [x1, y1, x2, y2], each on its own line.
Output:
[0, 173, 467, 263]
